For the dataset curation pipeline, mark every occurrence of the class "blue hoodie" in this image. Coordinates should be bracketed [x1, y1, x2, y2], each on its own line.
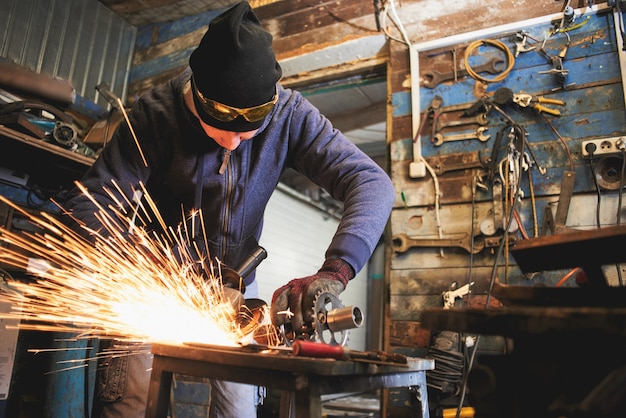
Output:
[64, 68, 395, 285]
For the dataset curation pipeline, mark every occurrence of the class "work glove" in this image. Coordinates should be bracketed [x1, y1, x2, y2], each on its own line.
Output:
[270, 258, 354, 333]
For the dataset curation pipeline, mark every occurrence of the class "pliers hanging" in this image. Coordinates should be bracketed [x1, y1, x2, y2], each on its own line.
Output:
[512, 93, 566, 116]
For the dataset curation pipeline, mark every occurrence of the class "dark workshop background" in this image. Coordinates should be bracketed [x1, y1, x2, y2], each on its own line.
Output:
[1, 0, 625, 417]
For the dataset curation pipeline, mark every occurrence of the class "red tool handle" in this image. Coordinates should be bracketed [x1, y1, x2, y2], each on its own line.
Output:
[292, 340, 347, 360]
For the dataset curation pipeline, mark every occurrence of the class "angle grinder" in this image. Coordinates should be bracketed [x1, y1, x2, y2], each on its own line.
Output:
[225, 247, 363, 347]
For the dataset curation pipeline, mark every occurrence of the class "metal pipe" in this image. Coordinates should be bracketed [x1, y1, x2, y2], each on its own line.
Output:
[326, 305, 363, 332]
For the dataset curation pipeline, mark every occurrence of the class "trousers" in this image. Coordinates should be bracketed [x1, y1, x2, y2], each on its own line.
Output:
[91, 281, 260, 418]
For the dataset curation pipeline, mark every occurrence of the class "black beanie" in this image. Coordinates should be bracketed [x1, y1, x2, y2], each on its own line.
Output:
[189, 1, 282, 132]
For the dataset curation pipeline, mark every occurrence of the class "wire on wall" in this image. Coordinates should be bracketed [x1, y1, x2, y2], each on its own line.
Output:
[463, 39, 515, 83]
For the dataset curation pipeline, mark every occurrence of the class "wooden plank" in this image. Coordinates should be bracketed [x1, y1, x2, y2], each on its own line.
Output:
[0, 126, 94, 167]
[132, 27, 206, 65]
[128, 66, 187, 101]
[420, 306, 626, 337]
[257, 0, 377, 40]
[510, 224, 626, 286]
[388, 320, 431, 348]
[390, 267, 499, 296]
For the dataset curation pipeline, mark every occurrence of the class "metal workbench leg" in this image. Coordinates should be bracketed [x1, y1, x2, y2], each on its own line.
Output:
[279, 391, 293, 418]
[410, 371, 430, 418]
[278, 382, 322, 418]
[294, 384, 321, 418]
[145, 357, 173, 418]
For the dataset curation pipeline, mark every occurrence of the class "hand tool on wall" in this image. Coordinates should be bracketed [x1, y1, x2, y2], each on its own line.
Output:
[414, 95, 443, 142]
[468, 94, 548, 176]
[410, 95, 442, 178]
[422, 56, 505, 88]
[435, 113, 489, 132]
[392, 233, 483, 254]
[493, 86, 566, 116]
[430, 95, 444, 140]
[392, 232, 516, 255]
[513, 93, 566, 116]
[442, 282, 473, 309]
[430, 151, 489, 175]
[538, 32, 571, 87]
[291, 339, 408, 366]
[514, 32, 537, 57]
[433, 126, 490, 146]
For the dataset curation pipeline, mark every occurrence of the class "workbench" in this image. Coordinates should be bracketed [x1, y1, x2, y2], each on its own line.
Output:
[420, 225, 626, 417]
[145, 342, 435, 418]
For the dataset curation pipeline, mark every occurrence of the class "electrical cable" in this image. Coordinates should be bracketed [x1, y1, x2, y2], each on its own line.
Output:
[618, 149, 625, 226]
[463, 39, 515, 84]
[454, 123, 526, 418]
[587, 149, 602, 228]
[453, 175, 479, 417]
[615, 0, 626, 51]
[513, 209, 529, 240]
[504, 163, 511, 283]
[380, 0, 412, 45]
[540, 113, 573, 171]
[555, 267, 581, 287]
[617, 149, 626, 286]
[423, 158, 445, 257]
[527, 169, 539, 237]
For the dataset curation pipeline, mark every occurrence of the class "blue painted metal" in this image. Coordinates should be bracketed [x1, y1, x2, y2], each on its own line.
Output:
[43, 334, 98, 418]
[71, 94, 109, 121]
[0, 184, 60, 213]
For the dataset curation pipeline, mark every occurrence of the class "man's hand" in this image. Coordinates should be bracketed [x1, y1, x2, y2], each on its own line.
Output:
[270, 258, 354, 332]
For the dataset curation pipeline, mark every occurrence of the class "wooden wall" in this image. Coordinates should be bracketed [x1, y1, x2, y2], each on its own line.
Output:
[125, 1, 623, 414]
[127, 0, 388, 100]
[384, 1, 623, 415]
[386, 0, 617, 355]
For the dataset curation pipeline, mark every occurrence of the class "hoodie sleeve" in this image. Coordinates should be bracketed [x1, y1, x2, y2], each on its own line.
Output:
[286, 93, 395, 274]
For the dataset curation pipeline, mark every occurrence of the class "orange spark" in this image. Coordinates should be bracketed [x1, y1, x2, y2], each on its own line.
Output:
[0, 184, 277, 348]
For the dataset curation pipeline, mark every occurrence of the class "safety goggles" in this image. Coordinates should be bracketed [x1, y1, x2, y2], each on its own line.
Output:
[192, 77, 278, 123]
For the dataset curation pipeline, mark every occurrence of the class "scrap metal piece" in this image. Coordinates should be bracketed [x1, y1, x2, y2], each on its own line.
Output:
[313, 290, 360, 346]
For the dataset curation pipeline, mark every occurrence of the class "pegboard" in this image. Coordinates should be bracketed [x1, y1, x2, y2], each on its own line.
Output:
[390, 3, 626, 289]
[394, 4, 626, 238]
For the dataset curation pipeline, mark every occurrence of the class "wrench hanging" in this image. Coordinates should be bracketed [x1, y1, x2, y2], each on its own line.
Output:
[392, 233, 484, 254]
[423, 57, 505, 88]
[433, 126, 490, 146]
[436, 113, 489, 132]
[392, 232, 515, 254]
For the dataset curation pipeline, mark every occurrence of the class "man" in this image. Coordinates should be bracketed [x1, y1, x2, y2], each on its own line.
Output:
[64, 1, 395, 417]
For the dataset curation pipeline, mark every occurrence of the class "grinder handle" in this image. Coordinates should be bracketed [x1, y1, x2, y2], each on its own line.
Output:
[236, 246, 268, 279]
[292, 340, 348, 360]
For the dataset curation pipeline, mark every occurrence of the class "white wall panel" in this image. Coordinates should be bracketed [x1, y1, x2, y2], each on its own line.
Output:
[256, 188, 369, 351]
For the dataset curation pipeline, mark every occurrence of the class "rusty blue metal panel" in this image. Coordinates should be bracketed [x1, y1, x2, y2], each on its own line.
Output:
[43, 334, 96, 418]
